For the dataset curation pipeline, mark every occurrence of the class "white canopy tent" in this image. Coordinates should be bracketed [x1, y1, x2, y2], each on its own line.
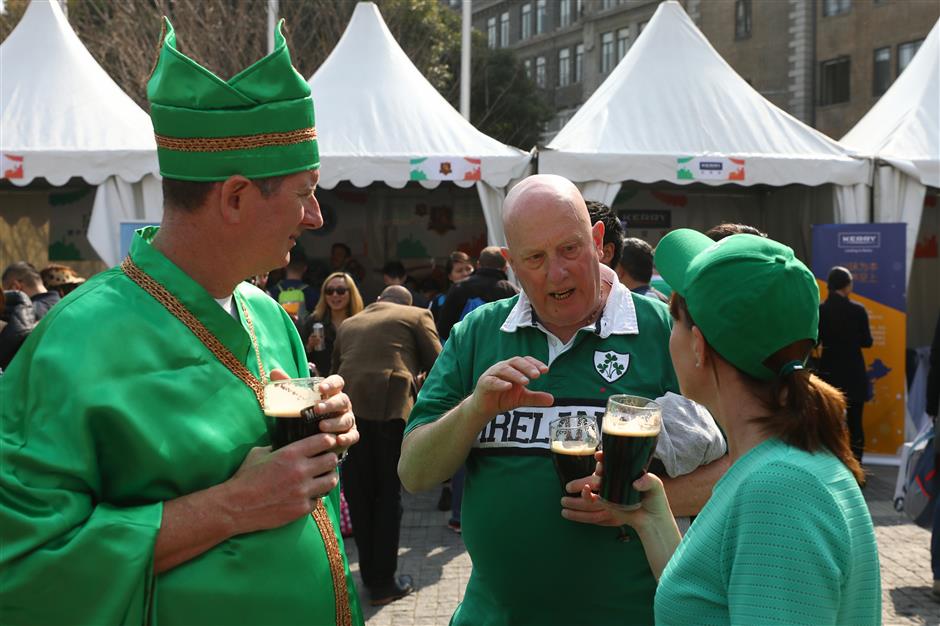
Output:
[841, 19, 940, 286]
[0, 0, 162, 267]
[307, 2, 531, 249]
[539, 0, 871, 248]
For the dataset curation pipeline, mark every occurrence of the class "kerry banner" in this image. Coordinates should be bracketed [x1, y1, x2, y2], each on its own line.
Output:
[812, 223, 906, 457]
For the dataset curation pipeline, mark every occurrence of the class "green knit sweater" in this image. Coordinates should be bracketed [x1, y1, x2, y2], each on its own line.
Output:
[655, 438, 881, 625]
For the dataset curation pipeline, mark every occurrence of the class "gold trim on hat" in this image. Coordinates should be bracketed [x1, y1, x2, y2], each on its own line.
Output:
[155, 127, 317, 153]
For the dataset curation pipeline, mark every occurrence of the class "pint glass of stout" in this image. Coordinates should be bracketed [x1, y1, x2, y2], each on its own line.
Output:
[599, 395, 662, 510]
[263, 377, 326, 450]
[549, 416, 600, 495]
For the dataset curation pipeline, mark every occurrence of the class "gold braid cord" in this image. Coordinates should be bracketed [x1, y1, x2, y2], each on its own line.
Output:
[120, 257, 265, 406]
[313, 501, 352, 626]
[122, 257, 351, 622]
[155, 127, 317, 153]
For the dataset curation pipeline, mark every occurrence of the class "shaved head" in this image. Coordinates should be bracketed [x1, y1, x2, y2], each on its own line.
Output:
[503, 175, 591, 249]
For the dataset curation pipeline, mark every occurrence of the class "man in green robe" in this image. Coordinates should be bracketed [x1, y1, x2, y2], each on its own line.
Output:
[0, 18, 364, 626]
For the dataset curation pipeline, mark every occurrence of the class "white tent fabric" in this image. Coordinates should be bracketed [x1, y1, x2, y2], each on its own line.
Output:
[0, 0, 161, 266]
[842, 20, 939, 285]
[540, 1, 870, 193]
[307, 2, 531, 247]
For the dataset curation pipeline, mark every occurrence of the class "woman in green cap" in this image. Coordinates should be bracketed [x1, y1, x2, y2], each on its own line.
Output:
[562, 229, 881, 625]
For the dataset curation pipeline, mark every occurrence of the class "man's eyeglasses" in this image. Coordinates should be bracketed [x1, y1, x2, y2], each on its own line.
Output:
[324, 287, 348, 296]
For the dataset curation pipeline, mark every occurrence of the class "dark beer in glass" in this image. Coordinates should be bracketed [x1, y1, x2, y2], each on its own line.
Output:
[600, 395, 661, 510]
[549, 416, 599, 495]
[263, 377, 325, 450]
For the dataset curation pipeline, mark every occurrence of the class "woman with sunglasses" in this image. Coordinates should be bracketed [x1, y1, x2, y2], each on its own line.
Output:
[300, 272, 364, 376]
[562, 230, 881, 625]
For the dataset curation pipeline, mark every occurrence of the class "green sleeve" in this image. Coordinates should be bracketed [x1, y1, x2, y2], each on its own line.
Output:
[0, 344, 162, 626]
[720, 464, 850, 625]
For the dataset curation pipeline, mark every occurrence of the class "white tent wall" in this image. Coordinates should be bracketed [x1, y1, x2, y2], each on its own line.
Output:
[873, 166, 927, 288]
[833, 183, 871, 224]
[578, 182, 622, 207]
[87, 176, 164, 267]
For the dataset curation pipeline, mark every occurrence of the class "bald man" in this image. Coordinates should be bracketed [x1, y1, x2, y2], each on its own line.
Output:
[399, 175, 727, 625]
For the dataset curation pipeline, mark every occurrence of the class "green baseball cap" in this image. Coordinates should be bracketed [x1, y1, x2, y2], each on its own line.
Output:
[654, 229, 819, 381]
[147, 18, 318, 182]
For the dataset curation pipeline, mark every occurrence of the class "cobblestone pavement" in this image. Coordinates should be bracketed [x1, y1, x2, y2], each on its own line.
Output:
[343, 464, 940, 626]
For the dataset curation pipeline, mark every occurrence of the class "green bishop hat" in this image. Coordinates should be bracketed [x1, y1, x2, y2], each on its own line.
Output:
[147, 18, 318, 181]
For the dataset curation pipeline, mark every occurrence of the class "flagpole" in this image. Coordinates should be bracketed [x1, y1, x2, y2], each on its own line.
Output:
[267, 0, 279, 54]
[460, 0, 471, 120]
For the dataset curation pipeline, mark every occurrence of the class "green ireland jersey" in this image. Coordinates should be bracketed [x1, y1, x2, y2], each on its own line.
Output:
[0, 229, 363, 626]
[407, 283, 683, 626]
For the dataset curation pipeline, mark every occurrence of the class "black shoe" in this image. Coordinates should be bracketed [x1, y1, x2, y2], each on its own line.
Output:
[369, 575, 414, 606]
[437, 486, 452, 511]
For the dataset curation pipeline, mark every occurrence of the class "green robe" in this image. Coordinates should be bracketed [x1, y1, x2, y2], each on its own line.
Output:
[0, 228, 363, 626]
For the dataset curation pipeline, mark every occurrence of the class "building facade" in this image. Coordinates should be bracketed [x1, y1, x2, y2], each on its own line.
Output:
[465, 0, 938, 142]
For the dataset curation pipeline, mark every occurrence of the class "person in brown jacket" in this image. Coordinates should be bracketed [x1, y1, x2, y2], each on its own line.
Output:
[332, 285, 442, 606]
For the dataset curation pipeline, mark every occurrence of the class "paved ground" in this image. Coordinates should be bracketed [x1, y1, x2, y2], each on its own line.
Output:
[344, 464, 940, 626]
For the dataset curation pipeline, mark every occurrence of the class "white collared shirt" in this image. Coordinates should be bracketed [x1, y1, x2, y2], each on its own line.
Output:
[500, 267, 640, 366]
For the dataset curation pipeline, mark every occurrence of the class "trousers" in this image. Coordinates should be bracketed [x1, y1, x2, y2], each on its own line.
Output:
[342, 418, 405, 588]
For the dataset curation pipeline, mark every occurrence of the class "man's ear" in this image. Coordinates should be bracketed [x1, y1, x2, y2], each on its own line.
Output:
[601, 242, 616, 265]
[500, 247, 514, 271]
[218, 175, 254, 225]
[592, 221, 605, 257]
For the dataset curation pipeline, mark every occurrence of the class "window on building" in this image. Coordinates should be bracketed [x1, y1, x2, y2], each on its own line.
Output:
[535, 56, 546, 88]
[819, 57, 850, 105]
[898, 39, 924, 74]
[500, 12, 510, 47]
[524, 58, 532, 80]
[617, 27, 630, 60]
[872, 47, 891, 96]
[574, 43, 584, 83]
[602, 0, 617, 10]
[558, 48, 571, 87]
[521, 4, 532, 40]
[576, 0, 584, 18]
[536, 0, 547, 34]
[735, 0, 751, 38]
[822, 0, 850, 17]
[560, 0, 572, 28]
[600, 31, 616, 74]
[487, 17, 496, 49]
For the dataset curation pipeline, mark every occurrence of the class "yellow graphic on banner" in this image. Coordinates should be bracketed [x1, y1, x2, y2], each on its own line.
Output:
[818, 281, 905, 455]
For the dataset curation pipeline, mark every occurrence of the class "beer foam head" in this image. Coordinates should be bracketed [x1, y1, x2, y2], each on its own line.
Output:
[602, 417, 661, 437]
[263, 381, 321, 417]
[550, 440, 597, 455]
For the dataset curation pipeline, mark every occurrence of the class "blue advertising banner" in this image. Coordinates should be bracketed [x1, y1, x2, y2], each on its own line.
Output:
[812, 223, 906, 456]
[119, 221, 159, 261]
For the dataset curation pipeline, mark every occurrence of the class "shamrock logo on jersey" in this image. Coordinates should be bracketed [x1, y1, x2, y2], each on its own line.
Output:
[594, 350, 630, 383]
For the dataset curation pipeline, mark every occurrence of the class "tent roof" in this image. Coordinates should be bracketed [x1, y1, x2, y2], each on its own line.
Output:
[841, 20, 939, 188]
[307, 2, 530, 190]
[540, 1, 869, 188]
[0, 0, 158, 186]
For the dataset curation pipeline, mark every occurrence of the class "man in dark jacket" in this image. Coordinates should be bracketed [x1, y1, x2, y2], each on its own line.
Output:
[2, 262, 60, 321]
[817, 266, 874, 462]
[0, 290, 37, 370]
[437, 246, 518, 341]
[332, 285, 441, 606]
